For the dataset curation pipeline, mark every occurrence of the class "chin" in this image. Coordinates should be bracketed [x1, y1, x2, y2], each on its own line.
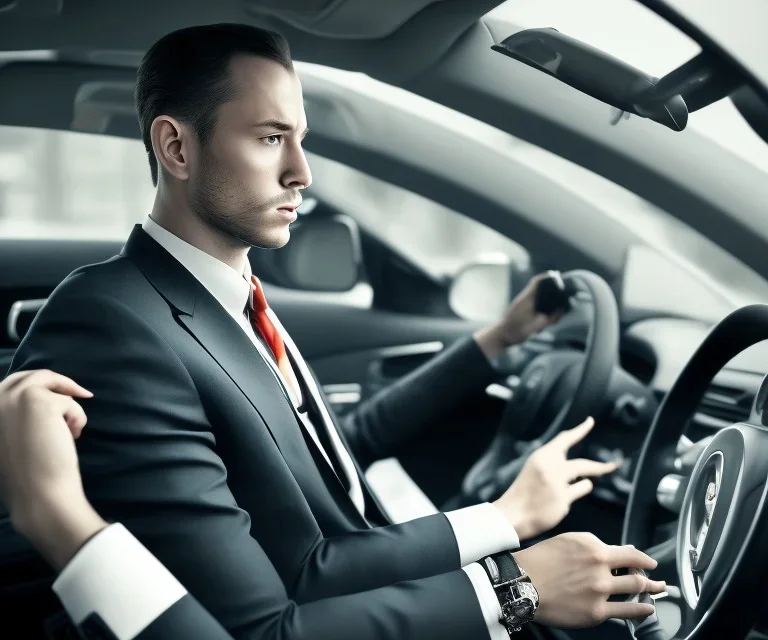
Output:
[252, 227, 291, 250]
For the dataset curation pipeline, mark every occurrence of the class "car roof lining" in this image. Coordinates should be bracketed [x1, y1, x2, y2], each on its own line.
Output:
[243, 0, 451, 40]
[2, 0, 477, 41]
[0, 0, 502, 83]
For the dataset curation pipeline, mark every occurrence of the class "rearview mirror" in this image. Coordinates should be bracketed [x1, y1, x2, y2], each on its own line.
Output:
[272, 214, 362, 292]
[493, 29, 747, 133]
[493, 28, 694, 131]
[448, 255, 513, 323]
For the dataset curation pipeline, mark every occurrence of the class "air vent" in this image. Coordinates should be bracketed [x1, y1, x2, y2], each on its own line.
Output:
[697, 383, 754, 425]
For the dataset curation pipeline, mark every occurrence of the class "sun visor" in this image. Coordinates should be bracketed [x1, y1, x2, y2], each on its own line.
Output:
[244, 0, 447, 39]
[0, 60, 140, 138]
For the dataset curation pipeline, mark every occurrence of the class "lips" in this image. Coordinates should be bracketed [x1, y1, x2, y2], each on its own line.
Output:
[277, 200, 302, 212]
[276, 203, 300, 222]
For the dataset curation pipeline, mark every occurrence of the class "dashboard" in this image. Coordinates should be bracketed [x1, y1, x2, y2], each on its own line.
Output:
[617, 243, 768, 438]
[623, 318, 767, 434]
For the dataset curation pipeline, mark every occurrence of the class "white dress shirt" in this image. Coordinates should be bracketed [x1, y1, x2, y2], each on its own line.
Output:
[52, 217, 521, 640]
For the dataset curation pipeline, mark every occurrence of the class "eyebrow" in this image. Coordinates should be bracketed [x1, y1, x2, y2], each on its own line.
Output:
[254, 119, 310, 136]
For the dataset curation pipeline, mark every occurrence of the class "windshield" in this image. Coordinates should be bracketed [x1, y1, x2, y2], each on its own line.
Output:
[303, 61, 768, 307]
[486, 0, 768, 175]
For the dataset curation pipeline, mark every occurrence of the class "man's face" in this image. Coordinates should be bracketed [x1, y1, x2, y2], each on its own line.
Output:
[187, 55, 311, 249]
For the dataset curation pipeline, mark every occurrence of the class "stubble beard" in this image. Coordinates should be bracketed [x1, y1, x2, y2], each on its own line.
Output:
[189, 151, 295, 250]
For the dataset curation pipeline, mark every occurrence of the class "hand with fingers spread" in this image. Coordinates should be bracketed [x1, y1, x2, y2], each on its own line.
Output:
[0, 369, 106, 570]
[514, 532, 665, 628]
[494, 416, 619, 540]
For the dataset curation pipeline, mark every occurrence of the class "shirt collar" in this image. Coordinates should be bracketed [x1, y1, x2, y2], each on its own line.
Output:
[142, 216, 252, 320]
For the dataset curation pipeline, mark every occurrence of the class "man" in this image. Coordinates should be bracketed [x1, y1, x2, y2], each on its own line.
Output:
[0, 371, 662, 640]
[7, 24, 661, 639]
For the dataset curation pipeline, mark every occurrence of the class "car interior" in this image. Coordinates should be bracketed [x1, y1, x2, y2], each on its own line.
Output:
[1, 0, 768, 639]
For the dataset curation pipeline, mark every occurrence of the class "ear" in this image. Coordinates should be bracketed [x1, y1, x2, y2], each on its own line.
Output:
[150, 115, 191, 181]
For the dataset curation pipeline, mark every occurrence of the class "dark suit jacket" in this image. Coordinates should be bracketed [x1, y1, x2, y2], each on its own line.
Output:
[80, 592, 556, 640]
[10, 226, 498, 640]
[135, 594, 235, 639]
[70, 595, 235, 640]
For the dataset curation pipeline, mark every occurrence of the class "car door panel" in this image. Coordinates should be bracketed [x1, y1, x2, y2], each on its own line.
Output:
[265, 287, 480, 409]
[310, 340, 445, 414]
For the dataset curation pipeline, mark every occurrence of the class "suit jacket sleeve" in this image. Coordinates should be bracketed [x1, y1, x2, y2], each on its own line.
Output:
[10, 279, 488, 640]
[341, 337, 498, 469]
[54, 524, 508, 640]
[52, 523, 234, 640]
[132, 595, 236, 640]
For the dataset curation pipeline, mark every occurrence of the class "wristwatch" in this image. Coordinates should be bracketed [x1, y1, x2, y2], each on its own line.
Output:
[479, 551, 539, 635]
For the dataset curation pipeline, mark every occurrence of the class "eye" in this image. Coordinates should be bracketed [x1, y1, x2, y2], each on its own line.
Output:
[263, 135, 283, 146]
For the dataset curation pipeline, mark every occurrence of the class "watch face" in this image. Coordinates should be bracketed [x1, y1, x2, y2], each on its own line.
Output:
[503, 598, 535, 624]
[513, 600, 533, 619]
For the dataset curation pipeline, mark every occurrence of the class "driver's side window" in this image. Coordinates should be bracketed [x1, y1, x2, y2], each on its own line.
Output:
[286, 152, 531, 320]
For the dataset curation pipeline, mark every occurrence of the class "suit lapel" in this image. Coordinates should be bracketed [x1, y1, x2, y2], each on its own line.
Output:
[178, 301, 313, 463]
[309, 374, 391, 526]
[270, 317, 392, 522]
[122, 226, 312, 474]
[180, 303, 372, 530]
[267, 311, 356, 478]
[266, 309, 374, 516]
[181, 304, 371, 529]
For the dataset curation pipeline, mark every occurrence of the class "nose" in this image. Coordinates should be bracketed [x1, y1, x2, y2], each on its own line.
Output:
[282, 141, 312, 191]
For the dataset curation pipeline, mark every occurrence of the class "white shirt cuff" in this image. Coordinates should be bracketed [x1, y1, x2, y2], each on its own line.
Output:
[463, 562, 510, 640]
[53, 523, 187, 640]
[444, 502, 520, 566]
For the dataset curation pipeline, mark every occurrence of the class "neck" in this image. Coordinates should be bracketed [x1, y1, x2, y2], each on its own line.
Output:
[150, 185, 249, 273]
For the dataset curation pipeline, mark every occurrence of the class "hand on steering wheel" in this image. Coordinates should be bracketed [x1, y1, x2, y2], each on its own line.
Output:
[494, 416, 620, 539]
[462, 270, 621, 504]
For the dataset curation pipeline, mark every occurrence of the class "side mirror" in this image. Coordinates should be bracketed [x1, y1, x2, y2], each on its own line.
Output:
[272, 214, 363, 292]
[448, 255, 514, 323]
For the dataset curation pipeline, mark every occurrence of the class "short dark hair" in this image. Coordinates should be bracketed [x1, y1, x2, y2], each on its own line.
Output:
[135, 23, 293, 186]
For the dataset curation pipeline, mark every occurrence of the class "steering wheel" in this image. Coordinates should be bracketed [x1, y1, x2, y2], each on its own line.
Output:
[461, 270, 620, 504]
[623, 304, 768, 639]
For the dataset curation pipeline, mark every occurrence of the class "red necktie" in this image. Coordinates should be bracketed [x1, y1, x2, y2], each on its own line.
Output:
[250, 276, 302, 405]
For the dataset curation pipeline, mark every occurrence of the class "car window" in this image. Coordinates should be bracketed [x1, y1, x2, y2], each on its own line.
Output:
[0, 125, 153, 240]
[305, 151, 530, 281]
[0, 125, 529, 283]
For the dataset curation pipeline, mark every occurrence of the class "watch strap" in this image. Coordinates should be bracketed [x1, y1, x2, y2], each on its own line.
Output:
[482, 551, 525, 587]
[494, 551, 524, 582]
